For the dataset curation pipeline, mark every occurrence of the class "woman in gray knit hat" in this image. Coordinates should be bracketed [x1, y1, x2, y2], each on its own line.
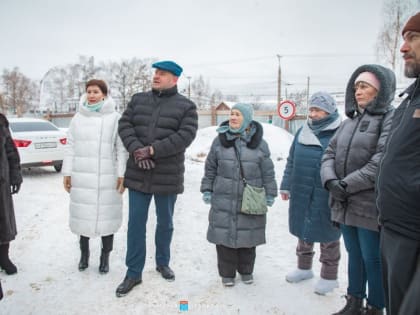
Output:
[280, 91, 342, 295]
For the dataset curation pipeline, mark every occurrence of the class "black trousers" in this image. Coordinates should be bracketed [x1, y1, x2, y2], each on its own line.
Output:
[380, 228, 420, 315]
[80, 234, 114, 252]
[216, 245, 256, 278]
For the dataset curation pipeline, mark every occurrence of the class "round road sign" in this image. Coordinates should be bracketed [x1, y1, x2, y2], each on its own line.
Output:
[277, 100, 296, 120]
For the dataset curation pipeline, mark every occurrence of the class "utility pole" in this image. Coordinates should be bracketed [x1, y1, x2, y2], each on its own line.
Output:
[306, 76, 310, 117]
[187, 76, 191, 99]
[277, 54, 282, 104]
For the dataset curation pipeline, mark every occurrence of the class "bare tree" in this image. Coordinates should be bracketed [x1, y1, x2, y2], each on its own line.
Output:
[1, 67, 37, 117]
[209, 89, 224, 107]
[288, 89, 308, 115]
[106, 58, 154, 111]
[0, 93, 5, 114]
[376, 0, 416, 72]
[191, 75, 210, 109]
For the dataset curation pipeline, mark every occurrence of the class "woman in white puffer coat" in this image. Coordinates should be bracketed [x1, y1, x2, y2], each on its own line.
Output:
[62, 79, 127, 274]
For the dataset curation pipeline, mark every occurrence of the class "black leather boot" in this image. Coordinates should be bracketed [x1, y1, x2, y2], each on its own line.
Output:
[99, 250, 110, 274]
[115, 276, 142, 297]
[361, 305, 384, 315]
[0, 243, 17, 275]
[78, 236, 89, 271]
[99, 234, 113, 274]
[332, 295, 363, 315]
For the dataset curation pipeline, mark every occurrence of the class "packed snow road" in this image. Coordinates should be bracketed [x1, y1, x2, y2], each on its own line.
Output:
[2, 127, 347, 314]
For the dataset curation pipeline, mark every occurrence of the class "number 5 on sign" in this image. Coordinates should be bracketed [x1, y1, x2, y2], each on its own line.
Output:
[277, 100, 296, 120]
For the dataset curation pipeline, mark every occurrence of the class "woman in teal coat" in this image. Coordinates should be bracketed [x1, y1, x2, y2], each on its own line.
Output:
[280, 92, 341, 295]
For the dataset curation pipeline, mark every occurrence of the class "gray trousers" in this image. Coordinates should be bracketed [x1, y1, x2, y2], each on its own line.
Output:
[296, 239, 340, 280]
[381, 228, 420, 315]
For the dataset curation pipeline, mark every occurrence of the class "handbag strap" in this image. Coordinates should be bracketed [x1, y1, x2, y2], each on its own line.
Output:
[233, 145, 247, 185]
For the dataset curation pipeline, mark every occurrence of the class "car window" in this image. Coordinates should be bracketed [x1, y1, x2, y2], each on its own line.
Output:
[9, 121, 59, 132]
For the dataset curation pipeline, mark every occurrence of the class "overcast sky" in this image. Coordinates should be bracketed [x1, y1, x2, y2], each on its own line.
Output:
[0, 0, 418, 100]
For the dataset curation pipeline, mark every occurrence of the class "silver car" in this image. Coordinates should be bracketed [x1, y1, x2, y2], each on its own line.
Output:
[9, 118, 67, 172]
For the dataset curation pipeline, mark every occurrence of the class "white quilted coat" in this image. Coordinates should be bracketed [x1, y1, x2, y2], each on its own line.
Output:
[62, 95, 127, 237]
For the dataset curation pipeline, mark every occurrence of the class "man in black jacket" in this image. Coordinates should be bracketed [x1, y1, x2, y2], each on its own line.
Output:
[116, 60, 198, 297]
[377, 12, 420, 315]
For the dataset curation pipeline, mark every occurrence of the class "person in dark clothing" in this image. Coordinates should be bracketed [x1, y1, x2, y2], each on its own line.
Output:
[0, 113, 22, 300]
[116, 60, 198, 297]
[201, 103, 277, 287]
[321, 64, 396, 315]
[377, 12, 420, 315]
[280, 92, 341, 295]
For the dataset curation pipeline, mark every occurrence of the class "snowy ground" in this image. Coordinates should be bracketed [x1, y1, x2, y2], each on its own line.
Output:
[1, 124, 348, 315]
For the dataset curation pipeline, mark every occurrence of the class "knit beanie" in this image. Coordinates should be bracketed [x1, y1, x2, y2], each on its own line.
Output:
[402, 12, 420, 36]
[230, 103, 254, 134]
[355, 72, 381, 91]
[309, 91, 337, 114]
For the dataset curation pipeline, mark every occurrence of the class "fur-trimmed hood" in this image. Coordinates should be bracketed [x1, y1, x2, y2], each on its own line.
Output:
[345, 64, 396, 118]
[218, 120, 263, 149]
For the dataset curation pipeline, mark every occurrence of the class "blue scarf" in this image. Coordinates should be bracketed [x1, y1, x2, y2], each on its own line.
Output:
[308, 111, 339, 135]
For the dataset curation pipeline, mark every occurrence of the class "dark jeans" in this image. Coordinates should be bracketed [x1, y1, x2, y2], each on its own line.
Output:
[341, 224, 385, 309]
[381, 227, 420, 315]
[80, 234, 113, 252]
[216, 244, 256, 278]
[126, 189, 176, 280]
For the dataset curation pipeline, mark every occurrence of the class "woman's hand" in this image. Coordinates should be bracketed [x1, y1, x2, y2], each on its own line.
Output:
[116, 177, 125, 194]
[63, 176, 71, 193]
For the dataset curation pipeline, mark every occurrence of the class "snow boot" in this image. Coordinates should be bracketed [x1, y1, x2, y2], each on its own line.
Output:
[285, 268, 314, 283]
[78, 236, 89, 271]
[240, 274, 254, 284]
[222, 277, 235, 287]
[314, 278, 339, 295]
[99, 250, 110, 274]
[361, 305, 384, 315]
[0, 243, 17, 275]
[332, 295, 363, 315]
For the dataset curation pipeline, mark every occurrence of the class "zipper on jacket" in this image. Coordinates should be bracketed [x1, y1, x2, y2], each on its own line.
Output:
[341, 112, 364, 225]
[375, 79, 420, 222]
[95, 116, 105, 235]
[343, 112, 364, 177]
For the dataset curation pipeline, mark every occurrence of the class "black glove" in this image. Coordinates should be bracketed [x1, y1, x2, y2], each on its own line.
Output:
[133, 146, 152, 163]
[326, 180, 348, 202]
[138, 159, 155, 170]
[11, 183, 21, 195]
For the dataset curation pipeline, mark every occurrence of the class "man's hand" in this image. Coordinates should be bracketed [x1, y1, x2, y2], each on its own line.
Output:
[133, 146, 152, 163]
[63, 176, 71, 193]
[326, 180, 348, 201]
[138, 159, 155, 170]
[116, 177, 125, 194]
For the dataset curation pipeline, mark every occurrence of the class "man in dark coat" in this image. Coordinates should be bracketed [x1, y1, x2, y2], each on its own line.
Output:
[377, 12, 420, 315]
[116, 61, 198, 297]
[0, 113, 22, 299]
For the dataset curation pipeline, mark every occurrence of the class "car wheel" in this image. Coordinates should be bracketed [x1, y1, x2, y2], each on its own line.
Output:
[54, 163, 63, 172]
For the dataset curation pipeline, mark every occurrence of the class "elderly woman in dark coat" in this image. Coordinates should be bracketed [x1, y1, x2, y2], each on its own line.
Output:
[321, 64, 395, 315]
[280, 91, 341, 295]
[0, 113, 23, 299]
[201, 103, 277, 287]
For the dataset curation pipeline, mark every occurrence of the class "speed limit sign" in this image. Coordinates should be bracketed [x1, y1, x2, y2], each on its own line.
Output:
[277, 100, 296, 120]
